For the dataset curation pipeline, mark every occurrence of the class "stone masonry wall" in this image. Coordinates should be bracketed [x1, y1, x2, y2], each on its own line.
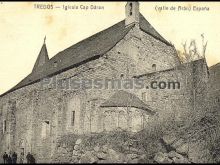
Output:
[134, 59, 209, 124]
[0, 25, 199, 163]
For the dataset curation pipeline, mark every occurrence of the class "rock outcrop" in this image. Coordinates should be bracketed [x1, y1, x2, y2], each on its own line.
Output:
[154, 132, 215, 164]
[52, 138, 149, 163]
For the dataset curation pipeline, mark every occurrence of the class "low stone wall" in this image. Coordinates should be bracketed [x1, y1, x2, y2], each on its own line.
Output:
[52, 141, 148, 163]
[51, 130, 160, 163]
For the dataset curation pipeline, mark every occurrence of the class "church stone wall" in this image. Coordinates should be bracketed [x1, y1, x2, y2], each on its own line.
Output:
[134, 59, 209, 125]
[0, 25, 208, 163]
[113, 26, 180, 77]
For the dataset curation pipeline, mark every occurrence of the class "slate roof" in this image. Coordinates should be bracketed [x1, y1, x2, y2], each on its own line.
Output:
[209, 62, 220, 72]
[0, 13, 172, 97]
[100, 90, 156, 115]
[32, 43, 49, 72]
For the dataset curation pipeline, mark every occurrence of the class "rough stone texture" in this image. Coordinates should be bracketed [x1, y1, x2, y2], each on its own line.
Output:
[75, 139, 82, 145]
[154, 148, 191, 163]
[156, 120, 220, 164]
[51, 134, 155, 164]
[162, 134, 177, 146]
[154, 152, 172, 163]
[0, 23, 181, 161]
[0, 10, 216, 164]
[175, 143, 189, 155]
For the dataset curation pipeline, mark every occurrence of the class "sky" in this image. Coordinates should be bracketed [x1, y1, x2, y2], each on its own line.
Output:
[0, 2, 220, 95]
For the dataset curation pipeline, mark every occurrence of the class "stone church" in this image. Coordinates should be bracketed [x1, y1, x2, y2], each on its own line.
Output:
[0, 2, 219, 163]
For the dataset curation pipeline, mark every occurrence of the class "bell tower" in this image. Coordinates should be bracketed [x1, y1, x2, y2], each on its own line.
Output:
[125, 2, 140, 27]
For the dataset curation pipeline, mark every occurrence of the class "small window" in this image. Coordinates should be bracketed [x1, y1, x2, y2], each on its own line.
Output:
[71, 111, 75, 126]
[54, 61, 58, 67]
[42, 121, 50, 139]
[152, 64, 156, 71]
[3, 120, 6, 133]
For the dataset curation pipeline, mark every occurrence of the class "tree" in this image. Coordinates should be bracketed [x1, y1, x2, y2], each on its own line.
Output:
[177, 34, 208, 63]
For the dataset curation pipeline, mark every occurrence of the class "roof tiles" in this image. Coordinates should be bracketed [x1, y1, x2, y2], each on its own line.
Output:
[1, 13, 172, 97]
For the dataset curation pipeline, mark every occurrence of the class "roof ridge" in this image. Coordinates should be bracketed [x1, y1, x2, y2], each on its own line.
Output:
[139, 13, 172, 46]
[0, 13, 175, 97]
[209, 62, 220, 69]
[50, 19, 126, 61]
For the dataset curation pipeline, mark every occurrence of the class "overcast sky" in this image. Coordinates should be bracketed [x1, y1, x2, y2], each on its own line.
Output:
[0, 2, 220, 95]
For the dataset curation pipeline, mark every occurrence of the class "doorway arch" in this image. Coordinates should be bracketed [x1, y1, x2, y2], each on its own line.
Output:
[18, 138, 27, 163]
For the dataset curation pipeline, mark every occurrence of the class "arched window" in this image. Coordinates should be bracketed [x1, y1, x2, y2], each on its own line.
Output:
[103, 111, 115, 132]
[152, 64, 156, 71]
[71, 111, 75, 126]
[3, 119, 6, 133]
[118, 110, 128, 130]
[42, 120, 50, 139]
[131, 109, 142, 132]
